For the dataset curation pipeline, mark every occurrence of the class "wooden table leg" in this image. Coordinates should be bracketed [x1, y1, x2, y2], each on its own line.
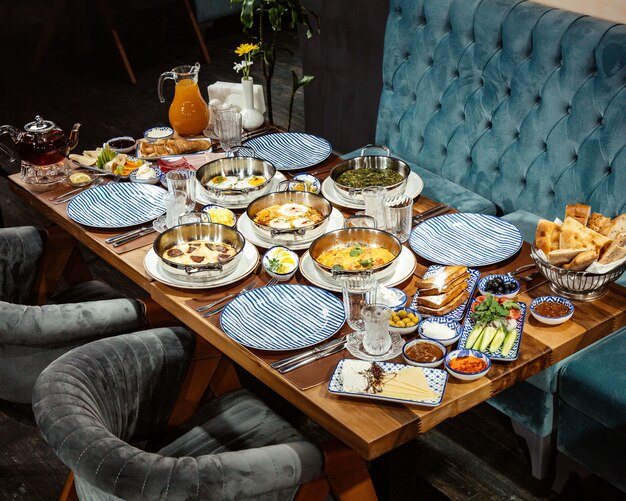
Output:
[371, 440, 418, 501]
[59, 471, 78, 501]
[323, 440, 378, 501]
[93, 0, 137, 84]
[182, 0, 211, 64]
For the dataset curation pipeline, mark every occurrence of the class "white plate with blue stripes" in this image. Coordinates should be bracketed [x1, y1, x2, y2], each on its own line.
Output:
[409, 213, 523, 267]
[67, 182, 167, 228]
[242, 132, 332, 171]
[220, 284, 345, 351]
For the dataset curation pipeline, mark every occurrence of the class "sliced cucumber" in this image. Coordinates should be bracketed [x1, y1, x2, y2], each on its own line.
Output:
[465, 324, 485, 350]
[501, 329, 518, 357]
[479, 326, 498, 352]
[489, 327, 506, 353]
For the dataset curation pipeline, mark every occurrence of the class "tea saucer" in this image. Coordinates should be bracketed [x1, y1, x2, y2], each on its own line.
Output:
[345, 331, 404, 361]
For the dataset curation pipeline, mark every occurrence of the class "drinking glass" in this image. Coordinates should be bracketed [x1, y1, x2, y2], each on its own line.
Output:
[164, 191, 187, 229]
[165, 170, 196, 212]
[205, 102, 235, 139]
[344, 213, 377, 229]
[341, 275, 378, 332]
[178, 211, 211, 225]
[384, 195, 413, 243]
[362, 186, 387, 229]
[216, 110, 242, 156]
[361, 304, 392, 356]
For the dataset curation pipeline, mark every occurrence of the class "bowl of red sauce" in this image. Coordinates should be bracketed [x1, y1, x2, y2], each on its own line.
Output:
[444, 349, 491, 381]
[530, 296, 574, 325]
[402, 338, 446, 368]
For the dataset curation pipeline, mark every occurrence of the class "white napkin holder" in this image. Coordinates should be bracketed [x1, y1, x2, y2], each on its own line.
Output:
[207, 81, 266, 114]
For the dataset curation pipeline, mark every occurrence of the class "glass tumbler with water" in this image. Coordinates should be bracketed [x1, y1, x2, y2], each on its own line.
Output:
[362, 186, 387, 229]
[361, 304, 392, 356]
[166, 170, 196, 212]
[384, 195, 413, 243]
[342, 275, 378, 332]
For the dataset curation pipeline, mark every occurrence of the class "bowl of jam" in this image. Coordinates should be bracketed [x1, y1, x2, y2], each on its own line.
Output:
[530, 296, 574, 325]
[402, 338, 446, 368]
[106, 136, 136, 153]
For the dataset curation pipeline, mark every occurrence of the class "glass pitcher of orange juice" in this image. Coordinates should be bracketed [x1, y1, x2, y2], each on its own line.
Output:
[158, 63, 209, 136]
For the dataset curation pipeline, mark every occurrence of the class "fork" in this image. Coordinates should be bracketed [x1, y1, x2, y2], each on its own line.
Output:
[52, 177, 104, 204]
[201, 277, 279, 317]
[195, 280, 260, 313]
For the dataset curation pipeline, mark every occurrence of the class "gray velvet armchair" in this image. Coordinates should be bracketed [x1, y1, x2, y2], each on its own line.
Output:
[33, 327, 324, 501]
[0, 226, 147, 403]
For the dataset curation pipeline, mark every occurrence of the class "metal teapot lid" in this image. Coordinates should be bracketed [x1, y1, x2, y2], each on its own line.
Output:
[24, 115, 55, 134]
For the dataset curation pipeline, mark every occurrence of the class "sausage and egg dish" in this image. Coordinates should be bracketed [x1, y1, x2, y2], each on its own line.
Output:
[164, 240, 237, 265]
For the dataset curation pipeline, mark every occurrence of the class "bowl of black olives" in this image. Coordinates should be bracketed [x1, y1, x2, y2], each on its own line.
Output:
[477, 274, 520, 299]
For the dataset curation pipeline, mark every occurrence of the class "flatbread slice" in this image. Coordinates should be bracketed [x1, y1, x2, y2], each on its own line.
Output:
[547, 248, 591, 267]
[559, 217, 612, 255]
[418, 272, 470, 296]
[414, 266, 468, 290]
[599, 214, 626, 240]
[599, 238, 626, 264]
[587, 212, 611, 233]
[417, 291, 469, 316]
[535, 219, 561, 255]
[563, 250, 599, 271]
[565, 204, 591, 227]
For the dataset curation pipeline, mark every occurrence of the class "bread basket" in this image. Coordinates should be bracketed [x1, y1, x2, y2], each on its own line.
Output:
[531, 243, 626, 300]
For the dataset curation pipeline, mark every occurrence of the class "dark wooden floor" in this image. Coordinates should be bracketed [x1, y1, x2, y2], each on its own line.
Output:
[0, 3, 623, 500]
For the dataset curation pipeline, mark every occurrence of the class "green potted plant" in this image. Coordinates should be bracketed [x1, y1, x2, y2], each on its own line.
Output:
[232, 0, 320, 126]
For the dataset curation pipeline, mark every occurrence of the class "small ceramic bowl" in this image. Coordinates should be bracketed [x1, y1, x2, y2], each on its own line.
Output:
[106, 136, 136, 154]
[402, 338, 446, 368]
[201, 204, 237, 227]
[419, 317, 462, 347]
[129, 165, 161, 184]
[144, 126, 174, 142]
[290, 173, 321, 194]
[377, 286, 408, 308]
[477, 274, 521, 299]
[389, 307, 420, 335]
[444, 349, 491, 381]
[262, 246, 299, 281]
[66, 170, 96, 187]
[530, 296, 574, 325]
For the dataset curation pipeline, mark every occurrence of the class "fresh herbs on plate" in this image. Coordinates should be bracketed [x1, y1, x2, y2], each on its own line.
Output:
[465, 294, 521, 357]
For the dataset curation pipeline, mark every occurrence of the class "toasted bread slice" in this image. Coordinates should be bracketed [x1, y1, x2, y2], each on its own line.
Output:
[565, 203, 591, 227]
[563, 250, 599, 271]
[535, 219, 561, 255]
[417, 281, 468, 309]
[599, 238, 626, 264]
[418, 272, 470, 296]
[414, 266, 468, 290]
[599, 214, 626, 240]
[560, 217, 612, 255]
[417, 291, 469, 316]
[587, 212, 611, 233]
[547, 247, 591, 266]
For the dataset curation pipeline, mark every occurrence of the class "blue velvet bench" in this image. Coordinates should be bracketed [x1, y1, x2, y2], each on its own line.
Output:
[553, 331, 626, 492]
[343, 0, 626, 481]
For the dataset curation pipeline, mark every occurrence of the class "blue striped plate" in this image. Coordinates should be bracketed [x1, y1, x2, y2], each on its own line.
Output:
[242, 132, 332, 171]
[409, 213, 523, 266]
[67, 183, 167, 228]
[220, 284, 345, 351]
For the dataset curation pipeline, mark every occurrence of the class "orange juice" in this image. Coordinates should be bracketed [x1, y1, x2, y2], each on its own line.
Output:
[168, 79, 208, 136]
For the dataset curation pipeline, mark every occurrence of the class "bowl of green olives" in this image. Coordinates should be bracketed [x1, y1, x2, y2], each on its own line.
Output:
[477, 274, 520, 299]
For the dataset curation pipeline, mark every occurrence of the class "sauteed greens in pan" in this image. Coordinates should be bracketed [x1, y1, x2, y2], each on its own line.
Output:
[336, 168, 404, 188]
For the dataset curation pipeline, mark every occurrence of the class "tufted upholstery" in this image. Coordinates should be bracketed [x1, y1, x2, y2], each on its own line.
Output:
[376, 0, 626, 219]
[0, 226, 146, 403]
[34, 329, 323, 501]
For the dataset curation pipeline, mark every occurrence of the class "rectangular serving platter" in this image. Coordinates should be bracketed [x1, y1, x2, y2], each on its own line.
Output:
[328, 358, 448, 407]
[457, 299, 527, 362]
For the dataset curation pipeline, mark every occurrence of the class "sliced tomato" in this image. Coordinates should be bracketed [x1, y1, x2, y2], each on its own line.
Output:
[471, 295, 487, 312]
[508, 308, 521, 320]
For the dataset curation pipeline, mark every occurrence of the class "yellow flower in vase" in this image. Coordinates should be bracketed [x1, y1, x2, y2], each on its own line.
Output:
[233, 43, 259, 80]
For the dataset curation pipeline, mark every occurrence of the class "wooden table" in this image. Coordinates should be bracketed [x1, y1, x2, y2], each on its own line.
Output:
[9, 163, 626, 466]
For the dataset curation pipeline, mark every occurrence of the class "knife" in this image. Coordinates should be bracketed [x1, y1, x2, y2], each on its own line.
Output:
[105, 225, 154, 244]
[412, 205, 450, 225]
[112, 228, 156, 247]
[278, 341, 347, 374]
[270, 336, 347, 370]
